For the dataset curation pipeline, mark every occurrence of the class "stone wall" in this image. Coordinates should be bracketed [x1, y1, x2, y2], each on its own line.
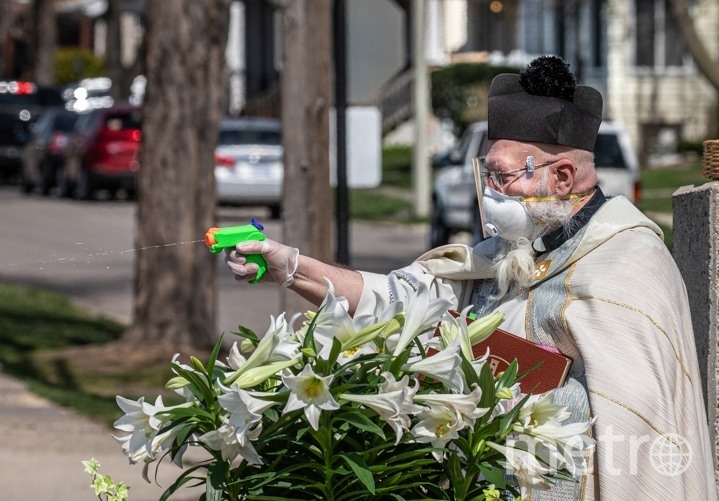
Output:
[672, 181, 719, 492]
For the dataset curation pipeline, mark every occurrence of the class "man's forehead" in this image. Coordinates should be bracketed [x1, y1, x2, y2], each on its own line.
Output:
[486, 139, 561, 162]
[486, 140, 538, 163]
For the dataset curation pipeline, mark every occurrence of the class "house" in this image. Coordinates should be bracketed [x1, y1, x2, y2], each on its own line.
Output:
[415, 0, 719, 166]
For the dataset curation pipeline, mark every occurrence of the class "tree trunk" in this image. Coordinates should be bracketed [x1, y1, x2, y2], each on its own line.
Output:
[670, 0, 719, 91]
[31, 0, 55, 85]
[280, 0, 334, 316]
[0, 0, 16, 78]
[105, 0, 123, 101]
[122, 0, 231, 352]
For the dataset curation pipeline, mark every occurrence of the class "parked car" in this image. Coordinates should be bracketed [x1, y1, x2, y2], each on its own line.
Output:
[0, 81, 65, 182]
[19, 109, 78, 195]
[59, 102, 142, 200]
[430, 120, 641, 247]
[214, 116, 283, 219]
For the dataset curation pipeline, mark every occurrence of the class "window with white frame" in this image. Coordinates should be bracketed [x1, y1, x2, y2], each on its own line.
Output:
[634, 0, 688, 70]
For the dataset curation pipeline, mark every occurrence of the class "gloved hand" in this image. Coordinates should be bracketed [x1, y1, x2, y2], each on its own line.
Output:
[225, 238, 299, 287]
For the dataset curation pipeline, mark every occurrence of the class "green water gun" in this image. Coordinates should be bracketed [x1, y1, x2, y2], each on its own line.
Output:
[204, 219, 267, 283]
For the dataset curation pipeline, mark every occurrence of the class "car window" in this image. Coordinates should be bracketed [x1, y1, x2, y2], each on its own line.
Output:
[218, 129, 281, 146]
[594, 133, 627, 169]
[450, 128, 474, 164]
[103, 111, 141, 130]
[471, 130, 488, 159]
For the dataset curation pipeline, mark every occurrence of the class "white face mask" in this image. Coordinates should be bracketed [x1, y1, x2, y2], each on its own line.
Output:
[480, 187, 538, 241]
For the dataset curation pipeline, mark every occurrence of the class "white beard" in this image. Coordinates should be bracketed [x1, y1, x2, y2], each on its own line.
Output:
[492, 198, 574, 297]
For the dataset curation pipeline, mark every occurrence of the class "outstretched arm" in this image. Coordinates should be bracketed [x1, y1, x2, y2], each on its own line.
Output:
[225, 238, 365, 314]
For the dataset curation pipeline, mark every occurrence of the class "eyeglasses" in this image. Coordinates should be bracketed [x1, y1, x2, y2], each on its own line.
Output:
[477, 155, 559, 188]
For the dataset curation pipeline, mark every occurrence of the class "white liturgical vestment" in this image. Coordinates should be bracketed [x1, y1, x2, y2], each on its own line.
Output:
[356, 195, 716, 500]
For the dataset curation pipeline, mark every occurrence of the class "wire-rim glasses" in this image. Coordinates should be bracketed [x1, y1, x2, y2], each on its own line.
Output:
[477, 156, 559, 188]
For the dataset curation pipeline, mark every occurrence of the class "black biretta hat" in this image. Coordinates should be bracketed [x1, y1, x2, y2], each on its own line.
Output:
[488, 55, 603, 152]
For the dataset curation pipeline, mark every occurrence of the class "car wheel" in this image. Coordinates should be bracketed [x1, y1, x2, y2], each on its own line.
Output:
[430, 200, 451, 248]
[39, 159, 54, 196]
[19, 168, 34, 195]
[75, 168, 94, 201]
[57, 167, 74, 198]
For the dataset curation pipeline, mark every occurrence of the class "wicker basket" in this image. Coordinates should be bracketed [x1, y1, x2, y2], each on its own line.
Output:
[704, 139, 719, 180]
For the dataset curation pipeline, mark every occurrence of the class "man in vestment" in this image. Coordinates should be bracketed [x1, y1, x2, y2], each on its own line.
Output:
[226, 55, 716, 499]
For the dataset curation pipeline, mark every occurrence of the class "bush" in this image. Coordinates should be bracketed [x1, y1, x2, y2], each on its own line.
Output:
[431, 63, 520, 135]
[55, 47, 107, 85]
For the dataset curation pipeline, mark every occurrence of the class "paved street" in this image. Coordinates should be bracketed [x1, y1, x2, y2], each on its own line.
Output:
[0, 186, 430, 500]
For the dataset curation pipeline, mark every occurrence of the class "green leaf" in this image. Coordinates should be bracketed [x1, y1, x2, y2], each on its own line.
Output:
[207, 461, 228, 501]
[334, 412, 386, 440]
[339, 453, 375, 494]
[478, 464, 507, 489]
[158, 466, 206, 501]
[447, 452, 469, 500]
[499, 393, 531, 437]
[495, 359, 519, 389]
[231, 325, 260, 343]
[205, 333, 225, 379]
[171, 363, 214, 405]
[477, 361, 497, 409]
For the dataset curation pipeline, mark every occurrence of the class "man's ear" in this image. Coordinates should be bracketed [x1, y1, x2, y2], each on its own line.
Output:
[553, 160, 576, 196]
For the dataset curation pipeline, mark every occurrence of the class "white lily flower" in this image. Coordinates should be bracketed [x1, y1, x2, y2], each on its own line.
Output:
[403, 332, 465, 393]
[511, 394, 597, 476]
[410, 403, 466, 461]
[487, 441, 554, 497]
[307, 279, 390, 362]
[169, 354, 202, 403]
[281, 364, 339, 431]
[227, 342, 248, 370]
[436, 306, 505, 362]
[517, 393, 571, 426]
[226, 314, 301, 384]
[218, 383, 277, 440]
[113, 395, 192, 464]
[392, 281, 454, 356]
[199, 421, 263, 464]
[413, 386, 488, 427]
[340, 372, 423, 444]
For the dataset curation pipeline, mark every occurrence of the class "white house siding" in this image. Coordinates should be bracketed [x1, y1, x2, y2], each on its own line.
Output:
[607, 0, 718, 163]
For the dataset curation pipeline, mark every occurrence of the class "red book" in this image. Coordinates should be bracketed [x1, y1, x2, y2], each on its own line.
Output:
[438, 311, 572, 394]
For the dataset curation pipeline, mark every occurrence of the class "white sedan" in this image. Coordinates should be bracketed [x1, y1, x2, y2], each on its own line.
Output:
[215, 117, 283, 219]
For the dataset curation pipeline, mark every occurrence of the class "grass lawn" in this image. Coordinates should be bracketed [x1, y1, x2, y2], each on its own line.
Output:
[0, 283, 185, 426]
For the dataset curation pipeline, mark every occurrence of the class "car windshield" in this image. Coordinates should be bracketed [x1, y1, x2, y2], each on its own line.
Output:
[594, 133, 627, 168]
[218, 128, 281, 146]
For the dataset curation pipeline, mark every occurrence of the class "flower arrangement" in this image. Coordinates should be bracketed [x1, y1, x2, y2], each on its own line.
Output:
[111, 280, 594, 500]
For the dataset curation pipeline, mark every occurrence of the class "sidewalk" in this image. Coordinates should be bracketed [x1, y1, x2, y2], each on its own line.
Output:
[0, 370, 203, 501]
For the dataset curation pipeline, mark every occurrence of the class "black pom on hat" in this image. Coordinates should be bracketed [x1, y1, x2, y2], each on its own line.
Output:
[488, 55, 603, 151]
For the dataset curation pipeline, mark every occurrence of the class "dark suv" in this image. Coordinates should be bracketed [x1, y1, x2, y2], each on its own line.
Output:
[0, 81, 65, 181]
